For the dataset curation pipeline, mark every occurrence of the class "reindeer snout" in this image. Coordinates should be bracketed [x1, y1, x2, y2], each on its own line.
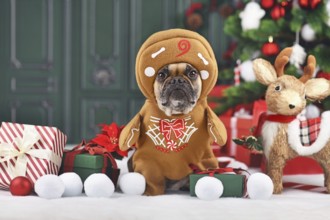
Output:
[289, 104, 295, 109]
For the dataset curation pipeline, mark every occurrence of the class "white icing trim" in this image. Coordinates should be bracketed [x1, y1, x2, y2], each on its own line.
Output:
[144, 67, 155, 77]
[197, 53, 209, 65]
[201, 70, 209, 80]
[151, 47, 165, 58]
[150, 116, 161, 120]
[127, 127, 139, 149]
[230, 117, 237, 156]
[208, 123, 217, 143]
[288, 111, 330, 156]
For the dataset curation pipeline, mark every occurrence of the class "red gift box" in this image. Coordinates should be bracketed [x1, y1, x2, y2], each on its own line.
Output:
[219, 115, 254, 157]
[208, 85, 230, 110]
[0, 122, 67, 190]
[261, 156, 323, 175]
[219, 100, 266, 166]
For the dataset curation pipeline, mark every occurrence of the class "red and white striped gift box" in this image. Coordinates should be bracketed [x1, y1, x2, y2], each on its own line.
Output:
[283, 182, 327, 193]
[0, 122, 67, 190]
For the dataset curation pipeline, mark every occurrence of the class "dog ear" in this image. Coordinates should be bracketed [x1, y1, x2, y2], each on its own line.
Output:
[253, 58, 277, 85]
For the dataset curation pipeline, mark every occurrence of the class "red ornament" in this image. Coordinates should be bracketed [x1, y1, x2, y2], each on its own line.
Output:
[271, 4, 286, 20]
[298, 0, 321, 10]
[262, 39, 280, 56]
[10, 176, 33, 196]
[261, 0, 275, 9]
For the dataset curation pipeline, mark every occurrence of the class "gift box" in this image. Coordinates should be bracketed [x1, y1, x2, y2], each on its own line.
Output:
[189, 169, 246, 198]
[219, 100, 266, 167]
[0, 122, 67, 190]
[261, 156, 323, 175]
[219, 110, 254, 157]
[60, 143, 120, 186]
[208, 85, 231, 110]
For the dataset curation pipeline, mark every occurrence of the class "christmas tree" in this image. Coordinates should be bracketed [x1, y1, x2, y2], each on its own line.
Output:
[185, 0, 330, 115]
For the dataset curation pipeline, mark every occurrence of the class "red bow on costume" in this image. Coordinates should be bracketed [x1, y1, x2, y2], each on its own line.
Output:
[160, 119, 185, 140]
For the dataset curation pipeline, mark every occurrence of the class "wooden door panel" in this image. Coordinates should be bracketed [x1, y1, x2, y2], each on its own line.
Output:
[81, 98, 121, 140]
[80, 0, 122, 91]
[76, 0, 129, 140]
[1, 0, 64, 130]
[12, 0, 53, 69]
[9, 98, 53, 125]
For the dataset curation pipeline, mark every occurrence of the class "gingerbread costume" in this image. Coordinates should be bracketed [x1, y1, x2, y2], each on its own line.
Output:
[119, 29, 227, 195]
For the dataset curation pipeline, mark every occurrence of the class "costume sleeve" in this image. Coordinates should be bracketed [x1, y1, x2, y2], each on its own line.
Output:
[119, 113, 141, 151]
[206, 106, 227, 146]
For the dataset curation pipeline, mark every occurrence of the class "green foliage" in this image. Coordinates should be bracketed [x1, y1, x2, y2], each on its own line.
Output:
[242, 19, 280, 42]
[218, 68, 235, 83]
[233, 136, 263, 152]
[290, 7, 305, 32]
[214, 82, 266, 114]
[224, 12, 242, 38]
[311, 45, 330, 72]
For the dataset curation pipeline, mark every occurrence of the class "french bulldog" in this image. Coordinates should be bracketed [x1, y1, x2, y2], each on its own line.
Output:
[154, 63, 202, 116]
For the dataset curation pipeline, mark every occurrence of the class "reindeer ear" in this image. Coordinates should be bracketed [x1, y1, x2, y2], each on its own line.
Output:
[305, 78, 330, 101]
[253, 58, 277, 85]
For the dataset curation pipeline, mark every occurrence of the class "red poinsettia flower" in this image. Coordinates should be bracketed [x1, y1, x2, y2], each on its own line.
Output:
[90, 123, 128, 157]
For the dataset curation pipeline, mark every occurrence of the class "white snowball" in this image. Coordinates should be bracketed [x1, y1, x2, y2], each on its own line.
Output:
[305, 104, 321, 118]
[119, 172, 146, 195]
[59, 172, 83, 197]
[34, 175, 65, 199]
[240, 60, 256, 82]
[301, 24, 316, 42]
[247, 173, 273, 200]
[84, 173, 114, 198]
[195, 176, 223, 201]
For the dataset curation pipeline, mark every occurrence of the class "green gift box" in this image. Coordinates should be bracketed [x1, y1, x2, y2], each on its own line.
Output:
[60, 152, 120, 186]
[189, 174, 245, 197]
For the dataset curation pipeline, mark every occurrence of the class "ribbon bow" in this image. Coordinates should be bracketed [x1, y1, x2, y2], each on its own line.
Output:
[0, 125, 61, 178]
[160, 119, 185, 140]
[196, 167, 237, 177]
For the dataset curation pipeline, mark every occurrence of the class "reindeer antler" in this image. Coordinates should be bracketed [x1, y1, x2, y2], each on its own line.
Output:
[299, 55, 316, 83]
[274, 47, 292, 77]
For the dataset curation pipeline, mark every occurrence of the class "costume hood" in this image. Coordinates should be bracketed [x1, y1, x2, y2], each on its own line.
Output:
[135, 28, 218, 101]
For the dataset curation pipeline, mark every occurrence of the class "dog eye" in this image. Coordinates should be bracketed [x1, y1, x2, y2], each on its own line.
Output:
[275, 85, 281, 91]
[188, 70, 198, 79]
[157, 71, 167, 80]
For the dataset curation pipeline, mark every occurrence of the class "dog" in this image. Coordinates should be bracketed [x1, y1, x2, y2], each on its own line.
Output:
[154, 63, 202, 116]
[119, 29, 227, 195]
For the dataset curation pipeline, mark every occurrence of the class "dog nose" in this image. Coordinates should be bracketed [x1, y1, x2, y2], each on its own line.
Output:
[289, 104, 295, 109]
[170, 77, 186, 84]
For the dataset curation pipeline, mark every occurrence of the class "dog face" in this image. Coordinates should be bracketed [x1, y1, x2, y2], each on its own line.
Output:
[153, 63, 202, 116]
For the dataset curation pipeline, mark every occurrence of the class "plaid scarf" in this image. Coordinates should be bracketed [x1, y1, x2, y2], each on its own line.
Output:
[255, 113, 321, 146]
[299, 117, 321, 146]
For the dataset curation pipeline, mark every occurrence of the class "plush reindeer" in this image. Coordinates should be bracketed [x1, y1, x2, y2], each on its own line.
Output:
[253, 47, 330, 194]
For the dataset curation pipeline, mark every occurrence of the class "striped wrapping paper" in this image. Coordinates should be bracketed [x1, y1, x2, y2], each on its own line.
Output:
[0, 122, 67, 190]
[283, 182, 327, 193]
